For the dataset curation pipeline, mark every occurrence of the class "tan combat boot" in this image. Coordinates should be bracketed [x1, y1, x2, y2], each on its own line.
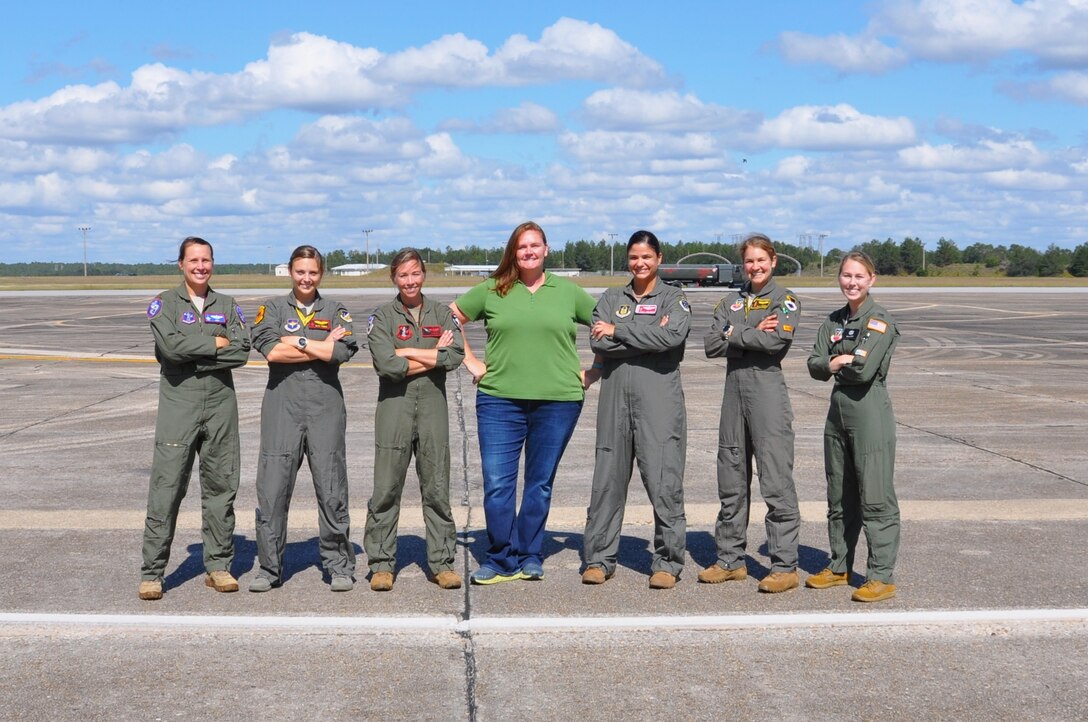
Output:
[581, 567, 612, 585]
[851, 580, 897, 602]
[205, 570, 239, 593]
[648, 571, 677, 589]
[697, 565, 747, 584]
[434, 571, 462, 589]
[758, 570, 799, 593]
[371, 571, 394, 592]
[138, 580, 163, 601]
[805, 568, 849, 589]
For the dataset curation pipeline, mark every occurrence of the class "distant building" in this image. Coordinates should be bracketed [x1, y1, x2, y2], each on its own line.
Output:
[274, 263, 290, 277]
[447, 264, 498, 276]
[331, 263, 388, 276]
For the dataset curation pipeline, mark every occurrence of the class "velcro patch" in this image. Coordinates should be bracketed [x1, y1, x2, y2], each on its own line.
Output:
[254, 305, 266, 326]
[204, 312, 226, 325]
[309, 319, 331, 331]
[147, 298, 162, 319]
[782, 324, 794, 333]
[422, 326, 443, 338]
[396, 325, 413, 340]
[867, 318, 888, 334]
[635, 304, 657, 315]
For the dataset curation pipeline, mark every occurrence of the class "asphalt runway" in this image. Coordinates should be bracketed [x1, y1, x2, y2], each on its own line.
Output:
[1, 286, 1087, 721]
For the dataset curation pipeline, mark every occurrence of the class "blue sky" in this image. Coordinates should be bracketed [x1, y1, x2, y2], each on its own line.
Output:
[3, 1, 1087, 263]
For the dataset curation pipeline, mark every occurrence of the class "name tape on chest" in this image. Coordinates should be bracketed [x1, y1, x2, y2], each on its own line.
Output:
[422, 325, 443, 338]
[634, 304, 657, 315]
[308, 318, 331, 331]
[203, 312, 226, 325]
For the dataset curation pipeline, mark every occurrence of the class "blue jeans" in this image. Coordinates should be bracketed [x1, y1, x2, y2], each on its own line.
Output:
[476, 391, 583, 574]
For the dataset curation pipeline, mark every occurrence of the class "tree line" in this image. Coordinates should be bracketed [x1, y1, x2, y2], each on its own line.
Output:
[5, 236, 1088, 277]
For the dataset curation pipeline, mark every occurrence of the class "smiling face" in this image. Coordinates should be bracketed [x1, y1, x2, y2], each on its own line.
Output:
[839, 258, 876, 307]
[743, 244, 777, 292]
[179, 242, 214, 295]
[290, 257, 323, 303]
[392, 258, 425, 304]
[627, 242, 661, 285]
[515, 229, 548, 275]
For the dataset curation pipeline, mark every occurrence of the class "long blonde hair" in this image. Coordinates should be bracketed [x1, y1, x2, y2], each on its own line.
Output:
[491, 221, 547, 297]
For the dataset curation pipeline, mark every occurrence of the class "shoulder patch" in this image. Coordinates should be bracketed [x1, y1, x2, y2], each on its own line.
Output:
[730, 298, 744, 312]
[339, 308, 353, 323]
[254, 305, 266, 326]
[367, 314, 376, 336]
[235, 305, 246, 325]
[782, 295, 799, 313]
[679, 298, 691, 313]
[147, 298, 162, 319]
[867, 318, 888, 334]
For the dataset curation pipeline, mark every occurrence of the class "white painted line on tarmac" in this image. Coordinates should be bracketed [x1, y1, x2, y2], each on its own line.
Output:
[2, 608, 1086, 635]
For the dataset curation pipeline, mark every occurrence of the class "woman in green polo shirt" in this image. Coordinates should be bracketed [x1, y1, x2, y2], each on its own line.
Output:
[451, 221, 597, 584]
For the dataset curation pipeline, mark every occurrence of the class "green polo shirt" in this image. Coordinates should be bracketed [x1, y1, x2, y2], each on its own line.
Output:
[456, 273, 596, 401]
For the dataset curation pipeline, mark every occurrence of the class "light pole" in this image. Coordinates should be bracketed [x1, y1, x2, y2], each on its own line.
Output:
[818, 233, 829, 277]
[362, 229, 373, 268]
[607, 232, 618, 275]
[78, 226, 91, 277]
[922, 241, 926, 273]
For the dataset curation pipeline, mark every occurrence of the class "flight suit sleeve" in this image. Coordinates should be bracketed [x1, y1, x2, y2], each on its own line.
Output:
[704, 298, 734, 358]
[149, 295, 218, 364]
[807, 317, 836, 382]
[250, 299, 283, 359]
[729, 290, 799, 356]
[836, 312, 898, 386]
[436, 306, 465, 371]
[610, 291, 690, 353]
[589, 291, 628, 357]
[195, 297, 251, 372]
[329, 302, 358, 365]
[369, 306, 409, 383]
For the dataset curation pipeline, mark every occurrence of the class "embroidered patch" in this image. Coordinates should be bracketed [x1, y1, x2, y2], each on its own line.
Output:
[147, 298, 162, 319]
[309, 319, 331, 331]
[844, 328, 860, 340]
[855, 348, 869, 358]
[751, 298, 771, 310]
[831, 327, 844, 344]
[615, 305, 631, 318]
[422, 326, 443, 338]
[452, 315, 461, 330]
[867, 318, 888, 334]
[367, 315, 376, 336]
[730, 299, 744, 312]
[635, 304, 657, 315]
[679, 298, 691, 313]
[782, 297, 799, 313]
[235, 305, 246, 325]
[254, 305, 266, 326]
[181, 311, 196, 325]
[339, 309, 353, 323]
[284, 319, 301, 333]
[782, 324, 794, 333]
[203, 312, 226, 325]
[396, 325, 413, 340]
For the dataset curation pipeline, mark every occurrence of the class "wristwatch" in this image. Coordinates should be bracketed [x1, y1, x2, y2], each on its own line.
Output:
[296, 337, 308, 349]
[720, 323, 733, 340]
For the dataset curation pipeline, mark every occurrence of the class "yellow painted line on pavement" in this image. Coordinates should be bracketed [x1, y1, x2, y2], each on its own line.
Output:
[3, 499, 1086, 531]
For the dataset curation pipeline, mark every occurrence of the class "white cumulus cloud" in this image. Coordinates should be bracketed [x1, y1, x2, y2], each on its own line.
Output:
[580, 89, 759, 131]
[753, 104, 916, 150]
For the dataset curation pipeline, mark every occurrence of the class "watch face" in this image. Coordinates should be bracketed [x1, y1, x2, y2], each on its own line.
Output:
[298, 337, 307, 348]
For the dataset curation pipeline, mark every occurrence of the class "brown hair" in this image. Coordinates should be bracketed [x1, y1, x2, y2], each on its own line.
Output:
[839, 250, 876, 275]
[289, 245, 325, 274]
[389, 248, 426, 278]
[178, 236, 213, 262]
[738, 232, 776, 261]
[491, 221, 547, 297]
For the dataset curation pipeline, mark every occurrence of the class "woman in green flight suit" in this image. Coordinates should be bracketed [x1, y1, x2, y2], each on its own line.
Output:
[364, 248, 464, 592]
[806, 251, 901, 603]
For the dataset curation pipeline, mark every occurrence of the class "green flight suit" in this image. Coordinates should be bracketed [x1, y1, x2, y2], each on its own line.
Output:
[807, 296, 900, 583]
[141, 284, 251, 582]
[363, 294, 464, 575]
[583, 282, 691, 577]
[250, 292, 358, 584]
[703, 279, 801, 573]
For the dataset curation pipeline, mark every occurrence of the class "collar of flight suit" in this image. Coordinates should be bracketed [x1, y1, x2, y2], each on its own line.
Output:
[623, 279, 667, 302]
[742, 278, 779, 299]
[171, 282, 223, 306]
[393, 292, 434, 323]
[844, 295, 876, 323]
[286, 289, 326, 311]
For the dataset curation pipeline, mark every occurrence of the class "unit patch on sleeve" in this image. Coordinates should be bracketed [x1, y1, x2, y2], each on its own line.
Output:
[366, 315, 376, 336]
[254, 305, 266, 326]
[339, 309, 353, 323]
[679, 298, 691, 313]
[782, 295, 799, 313]
[147, 298, 162, 319]
[235, 305, 246, 325]
[866, 318, 888, 334]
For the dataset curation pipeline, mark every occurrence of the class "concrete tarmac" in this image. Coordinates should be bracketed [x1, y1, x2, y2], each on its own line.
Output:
[1, 287, 1086, 721]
